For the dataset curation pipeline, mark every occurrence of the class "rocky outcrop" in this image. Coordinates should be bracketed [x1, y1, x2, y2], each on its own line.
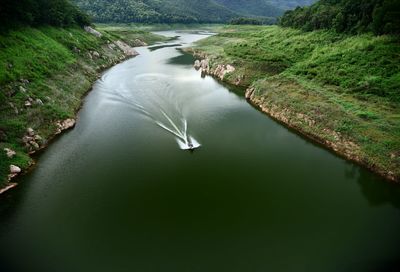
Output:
[133, 39, 148, 47]
[115, 41, 139, 57]
[245, 87, 255, 99]
[194, 59, 235, 80]
[245, 85, 397, 182]
[55, 119, 76, 134]
[84, 26, 102, 38]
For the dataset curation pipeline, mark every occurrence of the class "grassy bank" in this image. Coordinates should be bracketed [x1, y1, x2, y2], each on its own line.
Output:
[190, 25, 400, 182]
[0, 25, 166, 190]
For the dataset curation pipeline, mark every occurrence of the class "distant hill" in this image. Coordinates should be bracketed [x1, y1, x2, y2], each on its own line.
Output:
[214, 0, 283, 18]
[73, 0, 316, 23]
[266, 0, 317, 10]
[73, 0, 236, 23]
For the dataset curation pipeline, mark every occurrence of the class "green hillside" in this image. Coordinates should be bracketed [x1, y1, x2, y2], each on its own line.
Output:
[280, 0, 400, 35]
[267, 0, 317, 10]
[73, 0, 317, 23]
[214, 0, 283, 18]
[74, 0, 236, 23]
[190, 25, 400, 181]
[0, 0, 90, 31]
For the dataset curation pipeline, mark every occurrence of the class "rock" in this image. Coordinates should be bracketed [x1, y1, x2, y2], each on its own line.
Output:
[34, 134, 42, 141]
[87, 52, 93, 60]
[115, 41, 139, 57]
[226, 65, 235, 73]
[92, 51, 100, 58]
[19, 86, 27, 93]
[4, 148, 16, 158]
[201, 59, 209, 71]
[213, 64, 235, 80]
[245, 87, 255, 100]
[84, 26, 102, 38]
[10, 165, 21, 174]
[22, 135, 33, 143]
[0, 183, 18, 194]
[133, 39, 148, 47]
[27, 128, 35, 136]
[234, 75, 243, 86]
[24, 100, 32, 107]
[194, 60, 201, 70]
[63, 119, 76, 129]
[56, 118, 76, 134]
[29, 141, 40, 150]
[8, 63, 13, 69]
[35, 99, 44, 106]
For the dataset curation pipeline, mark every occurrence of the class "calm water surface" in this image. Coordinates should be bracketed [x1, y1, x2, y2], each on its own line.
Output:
[1, 31, 400, 272]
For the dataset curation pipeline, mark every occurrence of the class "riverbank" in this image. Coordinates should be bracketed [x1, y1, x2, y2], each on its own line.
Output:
[188, 25, 400, 182]
[0, 25, 167, 193]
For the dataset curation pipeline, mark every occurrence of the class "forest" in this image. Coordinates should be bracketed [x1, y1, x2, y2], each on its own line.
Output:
[0, 0, 90, 30]
[280, 0, 400, 35]
[73, 0, 316, 24]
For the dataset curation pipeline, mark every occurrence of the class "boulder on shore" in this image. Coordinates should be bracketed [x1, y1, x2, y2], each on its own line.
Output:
[115, 41, 139, 57]
[55, 118, 76, 134]
[84, 26, 102, 38]
[10, 165, 21, 174]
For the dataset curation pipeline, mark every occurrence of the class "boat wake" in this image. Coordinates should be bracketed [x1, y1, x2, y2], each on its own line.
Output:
[100, 73, 200, 150]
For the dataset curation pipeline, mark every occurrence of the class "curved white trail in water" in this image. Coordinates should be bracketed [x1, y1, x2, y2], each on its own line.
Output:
[98, 74, 201, 150]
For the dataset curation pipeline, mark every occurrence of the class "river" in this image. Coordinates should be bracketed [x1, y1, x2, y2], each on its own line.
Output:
[0, 30, 400, 272]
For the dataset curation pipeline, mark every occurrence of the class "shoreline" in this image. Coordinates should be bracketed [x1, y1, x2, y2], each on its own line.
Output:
[189, 51, 399, 183]
[0, 25, 165, 195]
[0, 54, 134, 196]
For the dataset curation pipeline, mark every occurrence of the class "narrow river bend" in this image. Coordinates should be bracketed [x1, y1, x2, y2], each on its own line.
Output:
[1, 31, 400, 272]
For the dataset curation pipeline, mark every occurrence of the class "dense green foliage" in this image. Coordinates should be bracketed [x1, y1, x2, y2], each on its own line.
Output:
[214, 0, 283, 17]
[280, 0, 400, 35]
[193, 25, 400, 179]
[267, 0, 317, 10]
[0, 0, 90, 30]
[230, 17, 275, 25]
[74, 0, 316, 23]
[74, 0, 235, 23]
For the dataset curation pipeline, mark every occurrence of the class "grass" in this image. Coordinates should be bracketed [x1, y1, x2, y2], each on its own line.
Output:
[0, 24, 166, 188]
[192, 25, 400, 181]
[95, 24, 171, 46]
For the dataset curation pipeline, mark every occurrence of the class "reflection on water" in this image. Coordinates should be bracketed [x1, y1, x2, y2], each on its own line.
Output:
[149, 43, 182, 51]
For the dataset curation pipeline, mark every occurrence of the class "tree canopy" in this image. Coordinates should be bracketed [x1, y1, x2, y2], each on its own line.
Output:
[0, 0, 91, 30]
[279, 0, 400, 35]
[73, 0, 315, 24]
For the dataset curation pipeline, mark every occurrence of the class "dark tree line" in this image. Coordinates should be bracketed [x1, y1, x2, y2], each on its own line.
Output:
[229, 17, 276, 25]
[279, 0, 400, 35]
[0, 0, 91, 30]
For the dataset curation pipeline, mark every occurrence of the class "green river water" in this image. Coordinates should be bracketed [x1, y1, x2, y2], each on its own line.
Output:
[0, 31, 399, 272]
